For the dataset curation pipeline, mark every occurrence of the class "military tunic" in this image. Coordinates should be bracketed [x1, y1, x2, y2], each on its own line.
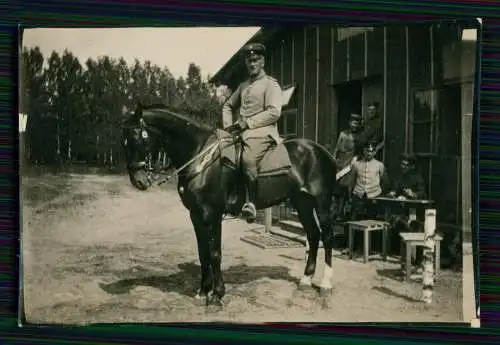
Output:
[222, 71, 283, 178]
[333, 129, 358, 191]
[223, 71, 282, 142]
[352, 158, 387, 199]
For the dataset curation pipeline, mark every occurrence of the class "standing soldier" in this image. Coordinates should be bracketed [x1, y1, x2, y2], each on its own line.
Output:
[222, 43, 283, 223]
[332, 113, 362, 221]
[356, 102, 384, 159]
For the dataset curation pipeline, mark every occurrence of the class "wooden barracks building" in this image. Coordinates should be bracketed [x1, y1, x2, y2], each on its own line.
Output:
[210, 23, 478, 245]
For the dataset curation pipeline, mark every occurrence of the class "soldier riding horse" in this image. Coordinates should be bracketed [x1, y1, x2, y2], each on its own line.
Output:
[121, 44, 340, 308]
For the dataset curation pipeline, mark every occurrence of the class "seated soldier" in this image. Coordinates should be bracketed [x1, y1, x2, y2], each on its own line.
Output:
[387, 153, 427, 263]
[388, 153, 426, 200]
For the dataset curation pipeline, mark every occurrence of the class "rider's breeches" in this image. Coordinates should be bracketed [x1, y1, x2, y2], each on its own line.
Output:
[241, 136, 275, 180]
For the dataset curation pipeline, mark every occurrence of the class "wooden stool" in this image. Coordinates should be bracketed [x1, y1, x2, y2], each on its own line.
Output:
[399, 232, 443, 282]
[347, 220, 389, 263]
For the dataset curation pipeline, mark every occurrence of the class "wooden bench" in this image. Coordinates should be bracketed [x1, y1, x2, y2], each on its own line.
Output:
[399, 232, 443, 282]
[347, 220, 389, 264]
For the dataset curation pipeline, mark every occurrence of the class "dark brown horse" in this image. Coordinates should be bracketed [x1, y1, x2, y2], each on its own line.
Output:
[122, 103, 339, 308]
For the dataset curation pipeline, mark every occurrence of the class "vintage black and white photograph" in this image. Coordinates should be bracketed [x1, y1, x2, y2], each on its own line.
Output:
[19, 23, 479, 324]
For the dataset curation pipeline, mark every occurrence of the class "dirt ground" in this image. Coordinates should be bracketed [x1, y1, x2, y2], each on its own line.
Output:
[21, 172, 465, 325]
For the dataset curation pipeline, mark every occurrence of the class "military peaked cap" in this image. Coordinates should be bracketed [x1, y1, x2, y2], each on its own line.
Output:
[242, 43, 266, 57]
[363, 139, 378, 151]
[400, 153, 417, 165]
[349, 113, 362, 121]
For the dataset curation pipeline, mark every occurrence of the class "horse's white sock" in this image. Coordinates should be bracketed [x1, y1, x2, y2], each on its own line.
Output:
[320, 264, 333, 289]
[299, 275, 313, 286]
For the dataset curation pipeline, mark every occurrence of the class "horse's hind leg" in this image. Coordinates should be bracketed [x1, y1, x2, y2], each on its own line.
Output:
[292, 195, 321, 289]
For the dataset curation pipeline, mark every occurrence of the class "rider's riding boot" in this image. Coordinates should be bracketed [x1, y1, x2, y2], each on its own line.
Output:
[241, 176, 258, 223]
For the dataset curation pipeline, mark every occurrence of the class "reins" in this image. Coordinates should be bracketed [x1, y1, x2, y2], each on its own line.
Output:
[148, 131, 241, 186]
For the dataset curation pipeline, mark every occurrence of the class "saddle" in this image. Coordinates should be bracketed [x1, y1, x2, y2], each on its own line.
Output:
[215, 129, 292, 178]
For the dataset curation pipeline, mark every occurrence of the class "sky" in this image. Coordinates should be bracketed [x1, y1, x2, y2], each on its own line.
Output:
[22, 27, 261, 81]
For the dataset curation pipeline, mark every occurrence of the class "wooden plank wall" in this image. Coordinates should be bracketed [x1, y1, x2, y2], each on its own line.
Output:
[385, 26, 407, 175]
[304, 26, 317, 141]
[364, 28, 385, 120]
[333, 37, 348, 84]
[408, 25, 432, 89]
[349, 32, 365, 81]
[366, 28, 384, 76]
[317, 26, 334, 148]
[238, 25, 465, 228]
[293, 28, 306, 140]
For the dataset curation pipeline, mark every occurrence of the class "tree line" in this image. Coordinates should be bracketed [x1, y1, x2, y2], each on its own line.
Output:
[20, 46, 228, 168]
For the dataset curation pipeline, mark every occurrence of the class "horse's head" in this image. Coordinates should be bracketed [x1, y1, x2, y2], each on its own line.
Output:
[122, 103, 153, 191]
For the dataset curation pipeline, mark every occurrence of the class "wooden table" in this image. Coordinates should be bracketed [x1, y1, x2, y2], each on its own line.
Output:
[372, 197, 435, 223]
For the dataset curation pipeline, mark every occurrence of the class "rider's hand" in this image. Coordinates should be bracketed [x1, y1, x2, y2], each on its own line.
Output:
[238, 119, 249, 131]
[226, 123, 241, 134]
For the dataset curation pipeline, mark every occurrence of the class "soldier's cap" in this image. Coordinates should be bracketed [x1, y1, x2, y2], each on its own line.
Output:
[400, 153, 417, 165]
[349, 113, 362, 121]
[367, 101, 380, 108]
[363, 140, 378, 151]
[242, 43, 266, 58]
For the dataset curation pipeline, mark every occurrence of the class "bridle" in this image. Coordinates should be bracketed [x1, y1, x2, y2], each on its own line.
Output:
[123, 122, 243, 187]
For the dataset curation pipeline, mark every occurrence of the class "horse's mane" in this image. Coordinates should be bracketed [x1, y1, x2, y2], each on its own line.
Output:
[141, 103, 214, 132]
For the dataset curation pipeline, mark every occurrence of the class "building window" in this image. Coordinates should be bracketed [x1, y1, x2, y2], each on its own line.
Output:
[337, 27, 374, 41]
[278, 83, 298, 138]
[411, 88, 438, 155]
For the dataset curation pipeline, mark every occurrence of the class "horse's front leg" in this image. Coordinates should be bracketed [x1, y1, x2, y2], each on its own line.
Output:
[206, 216, 225, 307]
[190, 211, 212, 300]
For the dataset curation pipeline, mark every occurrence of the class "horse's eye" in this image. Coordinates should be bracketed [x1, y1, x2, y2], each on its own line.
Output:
[141, 130, 149, 139]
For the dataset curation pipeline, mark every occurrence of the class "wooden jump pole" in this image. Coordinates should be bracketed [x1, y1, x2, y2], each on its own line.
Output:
[264, 207, 272, 233]
[422, 208, 436, 304]
[19, 113, 28, 171]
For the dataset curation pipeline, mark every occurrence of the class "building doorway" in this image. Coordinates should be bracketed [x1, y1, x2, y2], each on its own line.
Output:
[334, 80, 363, 136]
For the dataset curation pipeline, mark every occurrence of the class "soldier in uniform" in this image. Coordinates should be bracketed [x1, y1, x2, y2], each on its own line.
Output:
[332, 113, 362, 221]
[222, 43, 283, 223]
[356, 102, 384, 159]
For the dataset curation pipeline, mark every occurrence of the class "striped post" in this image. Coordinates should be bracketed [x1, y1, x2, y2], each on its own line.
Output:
[19, 113, 28, 171]
[264, 207, 272, 233]
[422, 208, 436, 303]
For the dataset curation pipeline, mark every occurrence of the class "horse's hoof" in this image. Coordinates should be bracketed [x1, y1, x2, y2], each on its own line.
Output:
[206, 294, 224, 307]
[195, 288, 208, 300]
[298, 283, 315, 292]
[319, 287, 333, 297]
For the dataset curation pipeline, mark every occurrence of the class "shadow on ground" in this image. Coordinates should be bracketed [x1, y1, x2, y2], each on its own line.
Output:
[99, 261, 298, 298]
[371, 286, 422, 303]
[376, 268, 405, 283]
